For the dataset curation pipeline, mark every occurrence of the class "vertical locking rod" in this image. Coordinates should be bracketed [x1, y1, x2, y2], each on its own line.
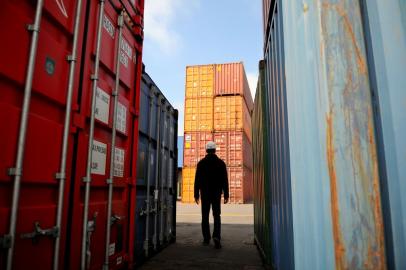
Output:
[81, 0, 105, 269]
[6, 1, 44, 269]
[103, 10, 124, 270]
[159, 109, 168, 244]
[144, 91, 155, 257]
[153, 97, 162, 250]
[53, 0, 83, 269]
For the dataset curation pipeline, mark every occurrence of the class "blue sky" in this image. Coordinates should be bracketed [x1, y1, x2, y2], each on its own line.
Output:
[142, 0, 263, 135]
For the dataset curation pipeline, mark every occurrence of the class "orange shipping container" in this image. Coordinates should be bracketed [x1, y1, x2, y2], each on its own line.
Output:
[182, 167, 196, 203]
[185, 65, 214, 99]
[214, 131, 253, 169]
[214, 62, 253, 111]
[183, 132, 213, 167]
[184, 98, 213, 132]
[214, 96, 252, 141]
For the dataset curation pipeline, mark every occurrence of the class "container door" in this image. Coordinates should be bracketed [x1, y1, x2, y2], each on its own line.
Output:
[66, 1, 143, 269]
[0, 0, 86, 268]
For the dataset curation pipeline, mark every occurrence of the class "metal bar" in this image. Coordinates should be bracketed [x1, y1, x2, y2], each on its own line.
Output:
[103, 10, 124, 270]
[53, 0, 83, 268]
[81, 0, 105, 269]
[144, 90, 155, 257]
[153, 97, 162, 250]
[166, 111, 172, 239]
[6, 1, 44, 269]
[159, 108, 167, 244]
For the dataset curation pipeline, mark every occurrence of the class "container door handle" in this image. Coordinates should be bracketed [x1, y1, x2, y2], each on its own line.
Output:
[86, 212, 98, 269]
[20, 222, 59, 244]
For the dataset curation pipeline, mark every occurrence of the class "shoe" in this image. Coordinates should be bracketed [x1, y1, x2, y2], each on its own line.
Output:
[213, 237, 221, 249]
[203, 239, 210, 246]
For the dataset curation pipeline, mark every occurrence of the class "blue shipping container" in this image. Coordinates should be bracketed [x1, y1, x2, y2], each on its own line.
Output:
[254, 0, 406, 269]
[135, 67, 178, 264]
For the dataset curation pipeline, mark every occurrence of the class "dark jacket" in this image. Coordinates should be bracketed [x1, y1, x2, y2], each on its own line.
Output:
[194, 153, 229, 200]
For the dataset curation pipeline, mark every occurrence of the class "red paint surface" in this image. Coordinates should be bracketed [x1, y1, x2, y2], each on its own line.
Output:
[0, 0, 144, 268]
[68, 1, 143, 269]
[0, 0, 87, 268]
[214, 62, 253, 111]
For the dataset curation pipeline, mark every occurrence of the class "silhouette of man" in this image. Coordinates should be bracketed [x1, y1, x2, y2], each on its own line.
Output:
[194, 141, 229, 249]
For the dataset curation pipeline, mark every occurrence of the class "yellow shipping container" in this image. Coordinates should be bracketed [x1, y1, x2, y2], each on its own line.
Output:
[184, 98, 213, 132]
[185, 65, 214, 99]
[181, 167, 196, 203]
[214, 96, 251, 135]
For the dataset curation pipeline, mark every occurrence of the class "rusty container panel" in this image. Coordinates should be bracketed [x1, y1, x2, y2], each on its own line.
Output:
[214, 62, 254, 111]
[183, 132, 213, 167]
[213, 131, 252, 169]
[259, 0, 388, 269]
[362, 0, 406, 268]
[181, 167, 196, 203]
[213, 96, 252, 141]
[184, 98, 213, 132]
[185, 65, 214, 99]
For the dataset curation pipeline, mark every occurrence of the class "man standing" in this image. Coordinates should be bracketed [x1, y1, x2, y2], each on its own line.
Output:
[194, 141, 229, 249]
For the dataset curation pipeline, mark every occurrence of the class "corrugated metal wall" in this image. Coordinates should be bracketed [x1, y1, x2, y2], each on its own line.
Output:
[136, 70, 178, 264]
[254, 0, 406, 268]
[360, 0, 406, 268]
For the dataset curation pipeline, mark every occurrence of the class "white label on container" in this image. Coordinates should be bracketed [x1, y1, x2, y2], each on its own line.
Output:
[103, 14, 115, 38]
[91, 140, 107, 175]
[108, 243, 115, 256]
[114, 147, 125, 177]
[116, 102, 127, 134]
[120, 38, 134, 68]
[116, 256, 122, 265]
[185, 134, 191, 141]
[95, 87, 110, 124]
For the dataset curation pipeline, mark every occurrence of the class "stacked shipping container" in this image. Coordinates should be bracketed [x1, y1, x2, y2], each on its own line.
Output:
[0, 0, 146, 269]
[253, 0, 406, 269]
[182, 62, 253, 204]
[135, 69, 178, 265]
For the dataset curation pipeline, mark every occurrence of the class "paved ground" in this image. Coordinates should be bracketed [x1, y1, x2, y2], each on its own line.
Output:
[139, 202, 264, 270]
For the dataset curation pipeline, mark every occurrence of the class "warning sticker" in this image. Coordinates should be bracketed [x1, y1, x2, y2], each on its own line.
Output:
[95, 87, 110, 124]
[114, 147, 125, 177]
[108, 243, 115, 256]
[116, 102, 127, 134]
[116, 256, 122, 265]
[91, 140, 107, 175]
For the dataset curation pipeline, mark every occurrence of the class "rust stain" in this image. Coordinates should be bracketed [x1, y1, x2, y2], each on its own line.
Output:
[366, 113, 387, 270]
[321, 2, 367, 74]
[326, 112, 347, 270]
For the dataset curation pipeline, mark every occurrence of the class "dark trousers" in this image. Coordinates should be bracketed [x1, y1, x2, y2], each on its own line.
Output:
[201, 197, 221, 240]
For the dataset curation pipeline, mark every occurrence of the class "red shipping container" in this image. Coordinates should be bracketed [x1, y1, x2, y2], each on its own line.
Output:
[227, 166, 252, 204]
[0, 0, 87, 269]
[214, 131, 253, 169]
[183, 132, 213, 167]
[67, 1, 143, 269]
[214, 62, 254, 111]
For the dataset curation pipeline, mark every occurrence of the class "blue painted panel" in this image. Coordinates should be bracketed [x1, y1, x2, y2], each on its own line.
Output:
[362, 0, 406, 269]
[280, 0, 387, 268]
[258, 0, 391, 269]
[178, 136, 183, 168]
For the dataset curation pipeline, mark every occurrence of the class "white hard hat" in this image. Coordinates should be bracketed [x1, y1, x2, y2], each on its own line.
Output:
[206, 141, 216, 150]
